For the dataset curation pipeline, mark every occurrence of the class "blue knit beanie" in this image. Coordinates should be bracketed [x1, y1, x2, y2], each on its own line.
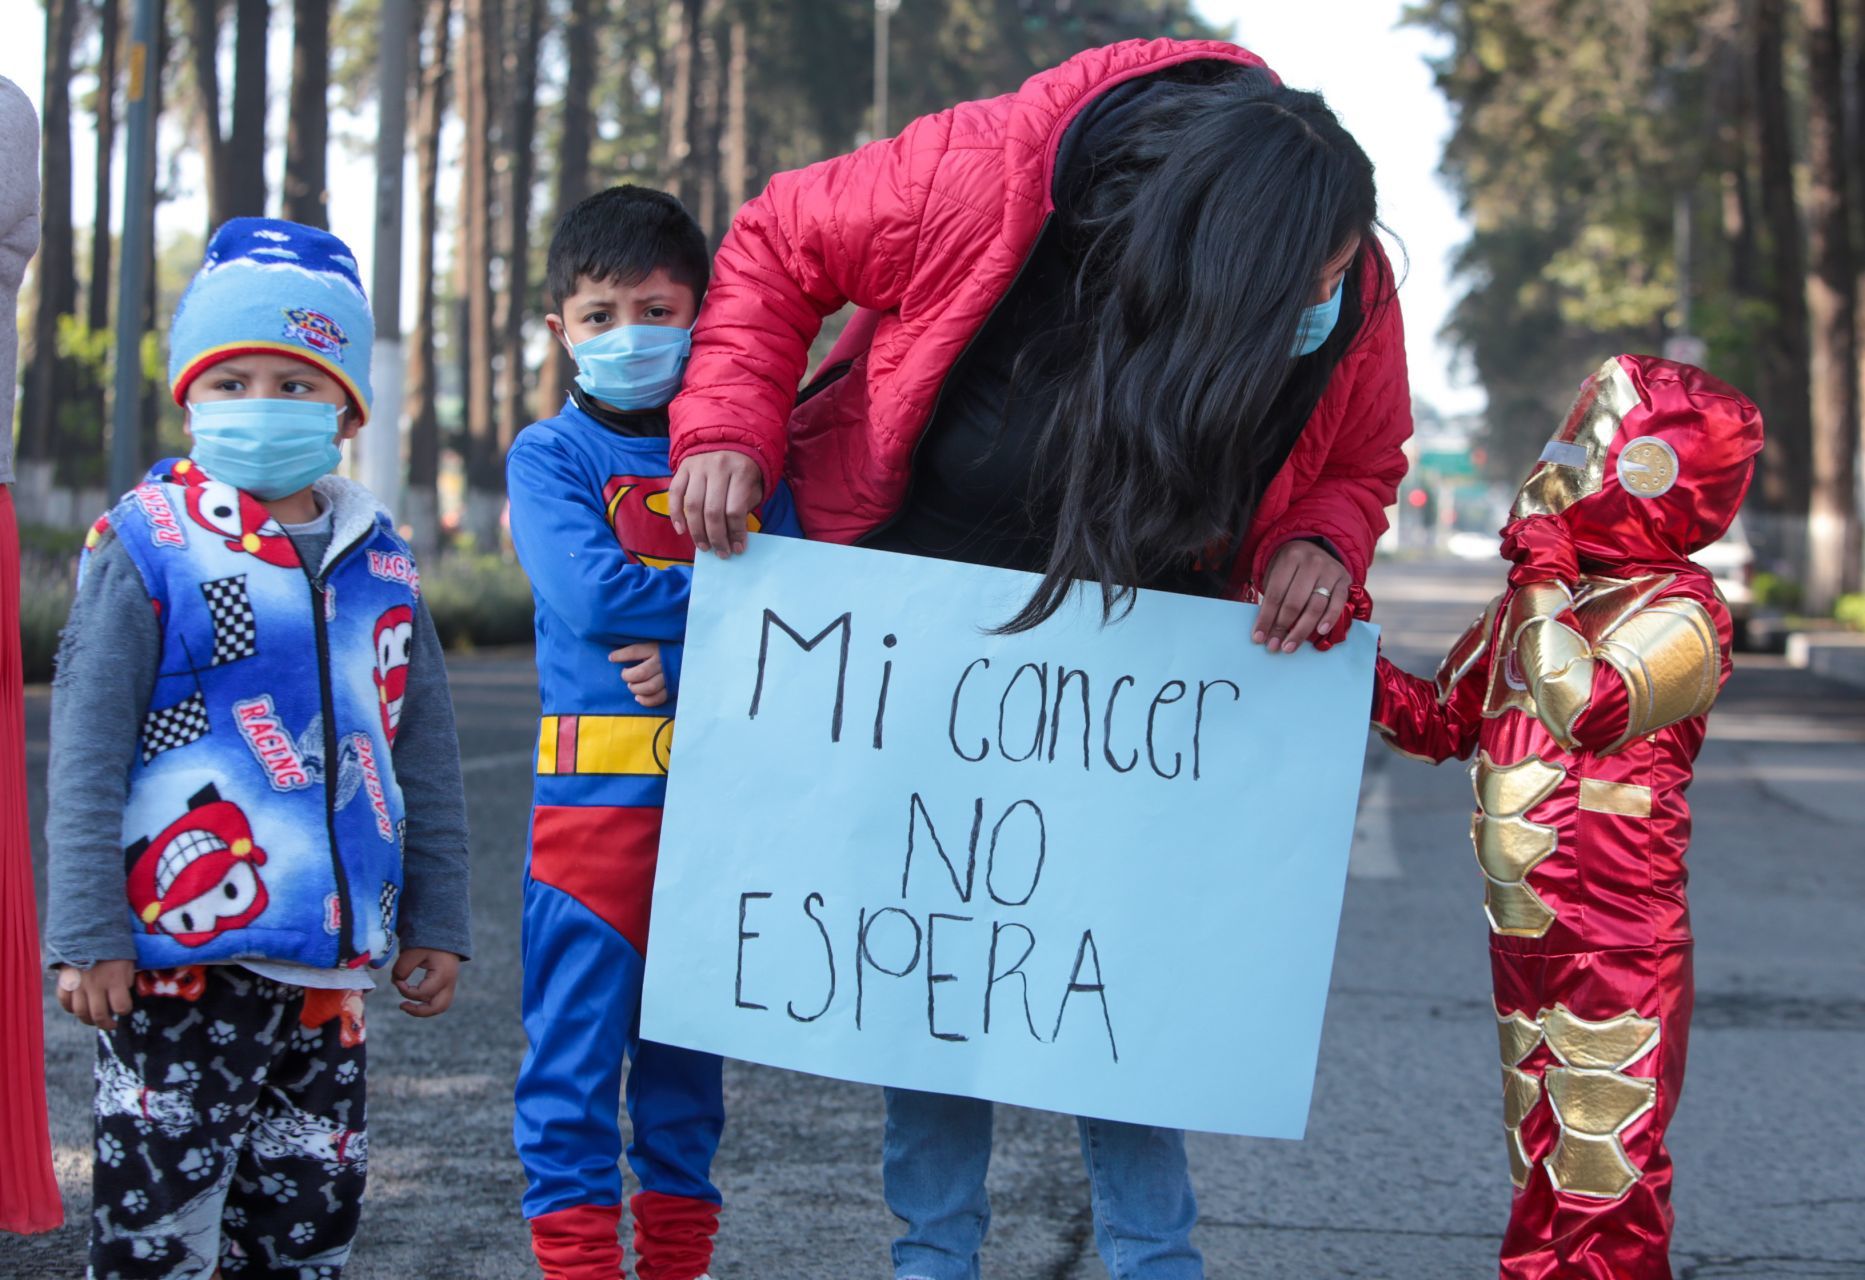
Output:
[169, 218, 375, 423]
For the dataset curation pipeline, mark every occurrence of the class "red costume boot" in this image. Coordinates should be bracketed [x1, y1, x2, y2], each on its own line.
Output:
[529, 1203, 625, 1280]
[1372, 355, 1763, 1280]
[631, 1189, 720, 1280]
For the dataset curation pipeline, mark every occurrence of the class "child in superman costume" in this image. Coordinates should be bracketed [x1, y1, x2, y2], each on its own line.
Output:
[507, 186, 802, 1280]
[1371, 354, 1763, 1280]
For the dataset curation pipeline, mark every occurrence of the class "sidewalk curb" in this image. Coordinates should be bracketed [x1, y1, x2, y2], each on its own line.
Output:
[1785, 630, 1865, 690]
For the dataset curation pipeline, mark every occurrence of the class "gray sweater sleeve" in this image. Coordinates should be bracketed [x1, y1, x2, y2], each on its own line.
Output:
[43, 534, 156, 968]
[390, 601, 474, 959]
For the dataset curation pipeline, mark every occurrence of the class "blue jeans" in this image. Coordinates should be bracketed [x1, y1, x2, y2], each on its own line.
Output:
[883, 1088, 1202, 1280]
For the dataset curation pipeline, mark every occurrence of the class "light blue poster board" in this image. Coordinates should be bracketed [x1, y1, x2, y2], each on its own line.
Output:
[641, 536, 1376, 1138]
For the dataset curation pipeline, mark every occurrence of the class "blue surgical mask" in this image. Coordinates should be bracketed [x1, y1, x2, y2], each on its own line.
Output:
[1290, 278, 1344, 358]
[187, 398, 344, 500]
[572, 325, 693, 410]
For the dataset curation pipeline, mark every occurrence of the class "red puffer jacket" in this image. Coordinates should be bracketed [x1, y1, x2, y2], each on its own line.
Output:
[669, 37, 1414, 594]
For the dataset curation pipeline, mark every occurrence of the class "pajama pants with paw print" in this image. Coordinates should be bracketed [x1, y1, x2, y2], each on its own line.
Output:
[88, 966, 369, 1279]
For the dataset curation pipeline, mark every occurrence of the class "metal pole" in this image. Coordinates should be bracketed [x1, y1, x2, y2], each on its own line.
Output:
[1662, 191, 1707, 367]
[874, 0, 899, 139]
[108, 0, 158, 498]
[364, 0, 413, 516]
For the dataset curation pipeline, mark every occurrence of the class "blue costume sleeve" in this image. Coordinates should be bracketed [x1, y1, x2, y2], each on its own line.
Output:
[760, 480, 805, 539]
[507, 436, 693, 646]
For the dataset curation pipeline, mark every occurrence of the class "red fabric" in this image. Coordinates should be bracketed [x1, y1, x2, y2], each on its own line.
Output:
[1494, 946, 1693, 1280]
[1500, 516, 1581, 589]
[529, 806, 663, 955]
[631, 1189, 720, 1280]
[671, 38, 1414, 592]
[1369, 355, 1760, 1274]
[1525, 356, 1764, 570]
[529, 1202, 625, 1280]
[0, 485, 63, 1234]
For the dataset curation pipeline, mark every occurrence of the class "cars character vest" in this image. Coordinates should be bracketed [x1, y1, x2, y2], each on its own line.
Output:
[91, 458, 415, 971]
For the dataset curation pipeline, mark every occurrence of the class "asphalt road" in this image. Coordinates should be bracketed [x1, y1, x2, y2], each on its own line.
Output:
[8, 556, 1864, 1279]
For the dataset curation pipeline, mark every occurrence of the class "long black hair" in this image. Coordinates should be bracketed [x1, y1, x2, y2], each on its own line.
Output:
[1002, 67, 1387, 632]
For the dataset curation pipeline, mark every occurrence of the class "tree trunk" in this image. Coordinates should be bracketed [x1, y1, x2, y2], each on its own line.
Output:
[535, 0, 596, 419]
[225, 0, 269, 218]
[81, 0, 122, 444]
[497, 0, 543, 454]
[692, 1, 722, 236]
[406, 0, 451, 561]
[137, 0, 171, 468]
[1753, 0, 1815, 528]
[89, 0, 119, 334]
[662, 0, 701, 197]
[187, 0, 227, 230]
[19, 0, 81, 507]
[1852, 0, 1865, 530]
[721, 11, 748, 228]
[1802, 0, 1861, 608]
[461, 0, 501, 546]
[282, 0, 329, 226]
[1713, 3, 1757, 300]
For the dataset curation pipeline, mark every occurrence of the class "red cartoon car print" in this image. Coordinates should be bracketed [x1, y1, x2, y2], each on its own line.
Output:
[372, 604, 414, 744]
[125, 784, 270, 947]
[173, 459, 299, 568]
[603, 475, 763, 569]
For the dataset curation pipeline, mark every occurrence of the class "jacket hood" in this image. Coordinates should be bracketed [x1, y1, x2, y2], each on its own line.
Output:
[1510, 355, 1763, 567]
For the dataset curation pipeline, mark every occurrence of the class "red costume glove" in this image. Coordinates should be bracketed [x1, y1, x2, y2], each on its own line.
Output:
[1499, 515, 1580, 589]
[1310, 581, 1374, 652]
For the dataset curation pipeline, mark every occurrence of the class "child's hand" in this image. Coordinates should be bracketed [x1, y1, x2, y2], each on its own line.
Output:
[392, 949, 461, 1018]
[55, 961, 135, 1031]
[1500, 514, 1580, 588]
[611, 642, 668, 707]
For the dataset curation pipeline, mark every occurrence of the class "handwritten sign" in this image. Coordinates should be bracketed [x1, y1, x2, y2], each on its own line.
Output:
[641, 536, 1376, 1138]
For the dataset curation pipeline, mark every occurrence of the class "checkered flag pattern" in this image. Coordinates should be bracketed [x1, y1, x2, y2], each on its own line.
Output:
[200, 575, 258, 665]
[141, 690, 211, 762]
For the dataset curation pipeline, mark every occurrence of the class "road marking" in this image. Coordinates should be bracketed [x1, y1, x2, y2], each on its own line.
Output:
[1349, 766, 1403, 879]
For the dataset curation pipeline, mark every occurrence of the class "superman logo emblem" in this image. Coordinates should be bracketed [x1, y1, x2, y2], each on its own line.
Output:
[602, 474, 763, 569]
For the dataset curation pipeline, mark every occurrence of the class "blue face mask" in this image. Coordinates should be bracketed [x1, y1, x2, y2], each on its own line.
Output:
[1290, 278, 1345, 358]
[188, 398, 344, 500]
[572, 325, 693, 411]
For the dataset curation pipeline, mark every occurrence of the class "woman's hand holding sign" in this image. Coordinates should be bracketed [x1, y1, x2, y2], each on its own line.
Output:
[1252, 539, 1352, 653]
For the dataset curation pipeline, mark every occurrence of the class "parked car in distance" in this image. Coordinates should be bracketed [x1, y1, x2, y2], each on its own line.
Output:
[1691, 513, 1755, 648]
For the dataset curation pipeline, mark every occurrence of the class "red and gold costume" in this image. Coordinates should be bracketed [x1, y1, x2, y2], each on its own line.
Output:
[1371, 355, 1763, 1280]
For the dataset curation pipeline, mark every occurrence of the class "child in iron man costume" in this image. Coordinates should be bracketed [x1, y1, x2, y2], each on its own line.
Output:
[1371, 354, 1763, 1280]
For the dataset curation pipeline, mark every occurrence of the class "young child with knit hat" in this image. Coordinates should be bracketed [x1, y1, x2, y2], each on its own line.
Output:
[43, 218, 472, 1277]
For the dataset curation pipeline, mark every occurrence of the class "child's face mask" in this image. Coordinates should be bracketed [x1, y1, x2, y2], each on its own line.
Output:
[188, 398, 344, 500]
[1290, 278, 1344, 359]
[572, 325, 693, 411]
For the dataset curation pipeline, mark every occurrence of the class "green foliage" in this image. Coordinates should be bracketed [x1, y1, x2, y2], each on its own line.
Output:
[422, 554, 537, 651]
[15, 522, 87, 563]
[1751, 570, 1803, 610]
[1404, 0, 1757, 482]
[18, 554, 76, 686]
[331, 0, 385, 118]
[1835, 594, 1865, 631]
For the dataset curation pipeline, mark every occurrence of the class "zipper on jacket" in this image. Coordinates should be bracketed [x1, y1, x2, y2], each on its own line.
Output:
[306, 529, 373, 965]
[858, 212, 1056, 548]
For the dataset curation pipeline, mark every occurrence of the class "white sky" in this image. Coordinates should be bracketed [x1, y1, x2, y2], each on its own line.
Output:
[1199, 0, 1480, 414]
[1, 0, 1482, 414]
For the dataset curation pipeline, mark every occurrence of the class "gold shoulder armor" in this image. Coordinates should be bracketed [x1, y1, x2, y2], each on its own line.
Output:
[1596, 597, 1722, 750]
[1436, 594, 1502, 704]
